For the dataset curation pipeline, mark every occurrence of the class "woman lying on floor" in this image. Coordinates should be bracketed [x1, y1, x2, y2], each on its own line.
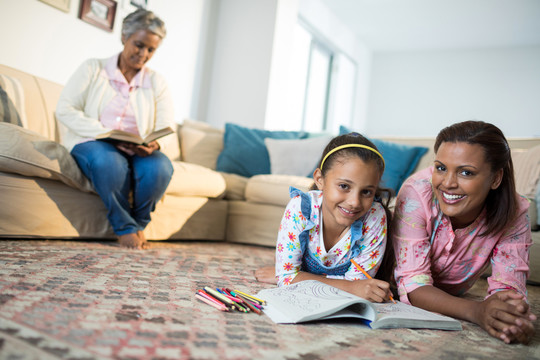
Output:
[393, 120, 536, 344]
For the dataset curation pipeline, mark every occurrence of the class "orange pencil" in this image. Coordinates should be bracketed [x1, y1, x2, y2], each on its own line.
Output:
[350, 259, 396, 304]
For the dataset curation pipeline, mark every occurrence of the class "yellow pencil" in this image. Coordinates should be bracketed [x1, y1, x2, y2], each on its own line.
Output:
[350, 259, 396, 304]
[233, 290, 266, 305]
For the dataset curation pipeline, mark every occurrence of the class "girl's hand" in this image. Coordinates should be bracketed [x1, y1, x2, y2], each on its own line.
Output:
[474, 291, 536, 344]
[348, 278, 392, 303]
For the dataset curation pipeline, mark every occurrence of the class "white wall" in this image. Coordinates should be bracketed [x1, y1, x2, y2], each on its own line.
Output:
[0, 0, 205, 124]
[367, 46, 540, 137]
[298, 0, 372, 133]
[201, 0, 373, 132]
[203, 0, 278, 129]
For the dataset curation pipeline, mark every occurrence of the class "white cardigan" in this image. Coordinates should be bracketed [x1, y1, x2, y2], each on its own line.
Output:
[55, 57, 174, 152]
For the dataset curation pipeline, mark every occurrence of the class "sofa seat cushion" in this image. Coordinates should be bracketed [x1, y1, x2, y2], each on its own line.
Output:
[221, 172, 248, 200]
[166, 161, 226, 198]
[0, 122, 94, 192]
[245, 174, 313, 207]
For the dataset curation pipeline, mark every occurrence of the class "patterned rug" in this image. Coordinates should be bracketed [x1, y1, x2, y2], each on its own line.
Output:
[0, 240, 539, 360]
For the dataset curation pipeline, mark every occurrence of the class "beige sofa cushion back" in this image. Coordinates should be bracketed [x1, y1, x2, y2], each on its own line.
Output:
[0, 64, 61, 141]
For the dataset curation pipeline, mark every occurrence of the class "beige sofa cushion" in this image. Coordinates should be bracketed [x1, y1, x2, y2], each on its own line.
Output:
[179, 119, 224, 169]
[513, 146, 540, 198]
[220, 172, 248, 200]
[245, 174, 313, 207]
[0, 123, 94, 192]
[512, 146, 540, 229]
[166, 160, 226, 199]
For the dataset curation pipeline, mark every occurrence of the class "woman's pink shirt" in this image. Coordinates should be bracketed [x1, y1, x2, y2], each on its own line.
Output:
[393, 167, 531, 303]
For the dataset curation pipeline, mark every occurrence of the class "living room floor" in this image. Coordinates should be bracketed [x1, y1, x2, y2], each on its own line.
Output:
[0, 239, 539, 360]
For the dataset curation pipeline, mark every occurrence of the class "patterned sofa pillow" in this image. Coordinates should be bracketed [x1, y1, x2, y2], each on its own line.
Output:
[0, 74, 27, 127]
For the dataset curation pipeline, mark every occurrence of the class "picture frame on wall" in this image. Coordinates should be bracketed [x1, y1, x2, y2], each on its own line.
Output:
[39, 0, 71, 13]
[79, 0, 118, 32]
[130, 0, 147, 9]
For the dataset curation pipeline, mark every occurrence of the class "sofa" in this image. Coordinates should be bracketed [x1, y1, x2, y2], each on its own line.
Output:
[0, 64, 228, 241]
[1, 63, 540, 282]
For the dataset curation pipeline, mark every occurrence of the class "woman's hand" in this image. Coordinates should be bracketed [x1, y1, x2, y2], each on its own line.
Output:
[473, 291, 536, 344]
[116, 141, 159, 157]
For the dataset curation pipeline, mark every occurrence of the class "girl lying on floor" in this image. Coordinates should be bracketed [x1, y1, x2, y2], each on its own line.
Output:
[256, 132, 395, 303]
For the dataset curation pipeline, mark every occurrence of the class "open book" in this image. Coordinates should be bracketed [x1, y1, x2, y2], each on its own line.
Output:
[257, 280, 462, 330]
[96, 126, 174, 145]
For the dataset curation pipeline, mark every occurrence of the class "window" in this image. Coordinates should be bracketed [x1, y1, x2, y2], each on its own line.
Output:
[286, 22, 357, 133]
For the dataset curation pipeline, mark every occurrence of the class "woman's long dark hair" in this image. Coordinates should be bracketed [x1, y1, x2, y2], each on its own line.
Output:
[434, 121, 518, 236]
[311, 133, 395, 285]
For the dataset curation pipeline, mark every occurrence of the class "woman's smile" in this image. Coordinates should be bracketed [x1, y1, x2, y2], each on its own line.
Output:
[432, 142, 502, 229]
[440, 191, 466, 203]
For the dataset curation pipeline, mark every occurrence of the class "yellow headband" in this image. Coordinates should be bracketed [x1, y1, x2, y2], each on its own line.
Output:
[320, 144, 385, 170]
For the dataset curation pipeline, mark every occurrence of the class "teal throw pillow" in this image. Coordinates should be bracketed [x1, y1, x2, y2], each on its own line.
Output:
[339, 126, 428, 193]
[216, 123, 307, 177]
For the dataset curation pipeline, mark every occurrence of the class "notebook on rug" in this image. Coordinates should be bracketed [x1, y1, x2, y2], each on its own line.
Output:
[257, 280, 462, 330]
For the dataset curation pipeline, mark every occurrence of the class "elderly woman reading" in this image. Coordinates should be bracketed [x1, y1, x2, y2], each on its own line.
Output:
[56, 9, 174, 249]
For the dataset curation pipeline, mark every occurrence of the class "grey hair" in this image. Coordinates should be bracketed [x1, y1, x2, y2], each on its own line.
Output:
[121, 9, 166, 42]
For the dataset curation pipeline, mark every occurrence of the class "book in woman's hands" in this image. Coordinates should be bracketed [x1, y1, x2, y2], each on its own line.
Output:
[256, 280, 462, 330]
[96, 126, 174, 145]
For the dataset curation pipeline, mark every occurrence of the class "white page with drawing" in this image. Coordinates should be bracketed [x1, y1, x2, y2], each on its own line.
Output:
[257, 280, 462, 330]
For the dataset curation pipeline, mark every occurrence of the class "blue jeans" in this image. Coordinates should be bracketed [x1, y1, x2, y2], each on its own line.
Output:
[71, 141, 174, 236]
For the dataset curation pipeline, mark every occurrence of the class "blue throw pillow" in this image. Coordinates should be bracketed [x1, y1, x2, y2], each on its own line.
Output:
[339, 126, 428, 193]
[216, 123, 307, 177]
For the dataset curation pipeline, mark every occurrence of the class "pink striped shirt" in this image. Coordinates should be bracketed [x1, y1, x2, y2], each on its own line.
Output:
[393, 167, 531, 303]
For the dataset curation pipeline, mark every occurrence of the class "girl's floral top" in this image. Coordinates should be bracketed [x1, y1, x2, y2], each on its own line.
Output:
[393, 167, 531, 304]
[275, 188, 388, 287]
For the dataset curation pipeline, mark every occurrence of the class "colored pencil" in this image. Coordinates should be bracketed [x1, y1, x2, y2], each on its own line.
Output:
[239, 297, 262, 315]
[221, 288, 244, 303]
[350, 259, 396, 304]
[204, 287, 235, 306]
[233, 290, 266, 305]
[197, 290, 230, 308]
[231, 291, 264, 309]
[221, 289, 249, 312]
[195, 293, 229, 311]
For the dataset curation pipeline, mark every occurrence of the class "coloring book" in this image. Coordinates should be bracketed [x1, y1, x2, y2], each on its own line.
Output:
[257, 280, 462, 330]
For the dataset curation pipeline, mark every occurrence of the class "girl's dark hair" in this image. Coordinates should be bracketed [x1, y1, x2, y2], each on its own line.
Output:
[311, 132, 396, 285]
[434, 120, 518, 236]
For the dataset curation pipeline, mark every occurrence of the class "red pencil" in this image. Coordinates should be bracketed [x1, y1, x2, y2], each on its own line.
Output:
[195, 293, 229, 311]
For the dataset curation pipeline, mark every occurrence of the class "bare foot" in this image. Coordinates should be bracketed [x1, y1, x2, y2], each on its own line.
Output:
[118, 233, 145, 249]
[137, 230, 149, 249]
[254, 266, 277, 284]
